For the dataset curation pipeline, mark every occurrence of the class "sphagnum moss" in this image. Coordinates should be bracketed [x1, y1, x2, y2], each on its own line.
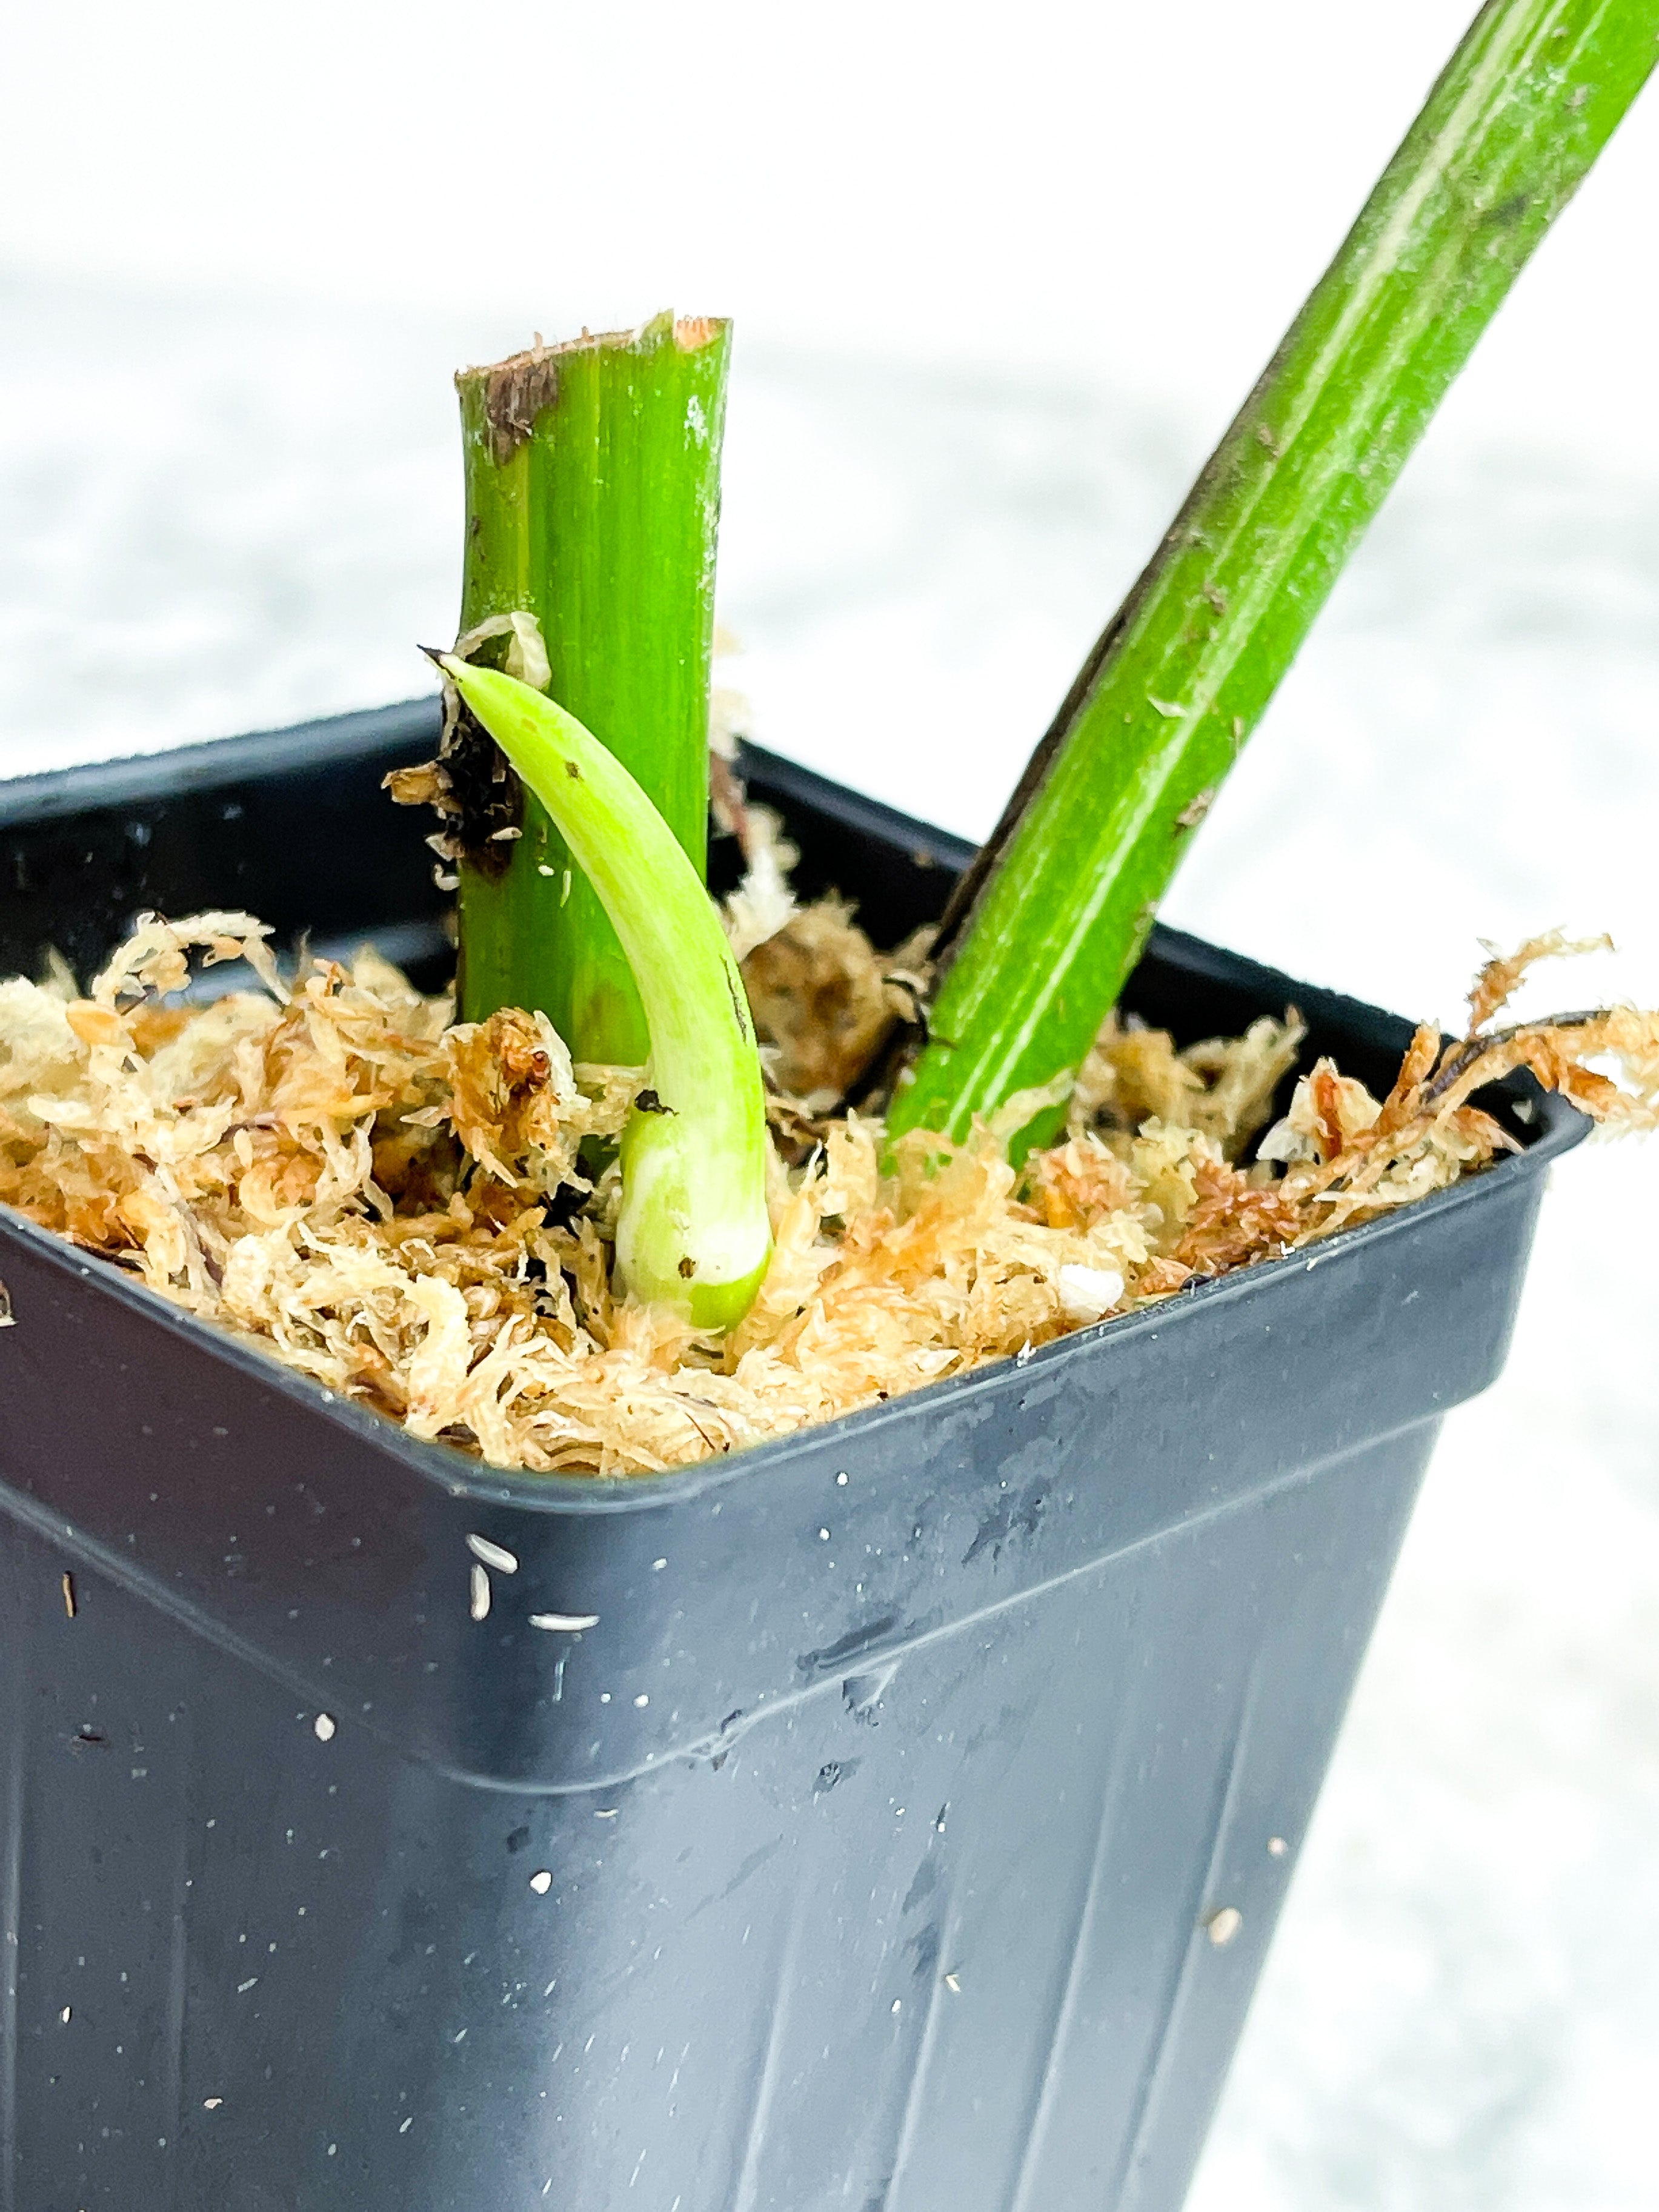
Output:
[1, 909, 1653, 1476]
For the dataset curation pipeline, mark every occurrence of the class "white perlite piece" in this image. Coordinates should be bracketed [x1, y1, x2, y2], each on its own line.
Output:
[469, 1563, 491, 1622]
[529, 1870, 553, 1896]
[466, 1533, 519, 1575]
[1056, 1264, 1126, 1323]
[313, 1713, 336, 1742]
[1205, 1906, 1243, 1948]
[528, 1611, 600, 1632]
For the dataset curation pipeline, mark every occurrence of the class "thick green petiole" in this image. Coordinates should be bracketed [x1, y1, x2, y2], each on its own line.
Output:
[440, 657, 771, 1329]
[454, 314, 731, 1064]
[891, 0, 1659, 1157]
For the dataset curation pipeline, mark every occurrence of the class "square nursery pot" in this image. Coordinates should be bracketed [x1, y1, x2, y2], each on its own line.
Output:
[0, 703, 1583, 2212]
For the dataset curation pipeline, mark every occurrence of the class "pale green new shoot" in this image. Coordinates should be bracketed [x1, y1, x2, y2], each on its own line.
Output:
[439, 656, 771, 1329]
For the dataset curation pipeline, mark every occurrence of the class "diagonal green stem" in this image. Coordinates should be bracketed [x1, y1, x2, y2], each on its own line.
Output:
[890, 0, 1659, 1157]
[454, 314, 730, 1063]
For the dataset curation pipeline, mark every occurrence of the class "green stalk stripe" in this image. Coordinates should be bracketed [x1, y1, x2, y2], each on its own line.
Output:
[455, 313, 731, 1064]
[891, 0, 1659, 1157]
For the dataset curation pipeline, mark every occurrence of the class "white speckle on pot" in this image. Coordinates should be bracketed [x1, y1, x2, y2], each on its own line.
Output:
[238, 1977, 259, 1993]
[204, 2097, 222, 2111]
[651, 1557, 667, 1571]
[400, 2116, 414, 2134]
[528, 1611, 600, 1632]
[633, 1693, 649, 1709]
[529, 1870, 553, 1895]
[313, 1712, 336, 1741]
[943, 1973, 962, 1993]
[819, 1527, 830, 1541]
[1056, 1263, 1126, 1323]
[327, 2142, 337, 2156]
[466, 1533, 519, 1575]
[1205, 1906, 1243, 1947]
[1268, 1835, 1288, 1858]
[891, 1999, 902, 2014]
[596, 1809, 617, 1820]
[59, 2005, 70, 2024]
[470, 1563, 491, 1622]
[453, 2028, 467, 2044]
[1016, 1339, 1035, 1364]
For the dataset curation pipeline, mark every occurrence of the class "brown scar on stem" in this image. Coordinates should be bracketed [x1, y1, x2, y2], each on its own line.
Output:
[457, 317, 728, 463]
[459, 349, 562, 467]
[725, 967, 754, 1043]
[1175, 789, 1215, 831]
[393, 658, 522, 876]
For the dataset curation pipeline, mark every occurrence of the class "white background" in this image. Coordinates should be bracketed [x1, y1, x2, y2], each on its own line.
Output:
[2, 4, 1657, 2205]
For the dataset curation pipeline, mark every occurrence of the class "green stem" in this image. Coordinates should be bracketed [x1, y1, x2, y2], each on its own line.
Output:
[440, 657, 771, 1328]
[454, 313, 731, 1063]
[890, 0, 1659, 1157]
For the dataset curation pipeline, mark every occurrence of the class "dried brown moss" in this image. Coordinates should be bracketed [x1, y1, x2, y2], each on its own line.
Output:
[1, 915, 1653, 1476]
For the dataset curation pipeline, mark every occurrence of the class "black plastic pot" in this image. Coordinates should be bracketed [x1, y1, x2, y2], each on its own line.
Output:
[0, 705, 1582, 2212]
